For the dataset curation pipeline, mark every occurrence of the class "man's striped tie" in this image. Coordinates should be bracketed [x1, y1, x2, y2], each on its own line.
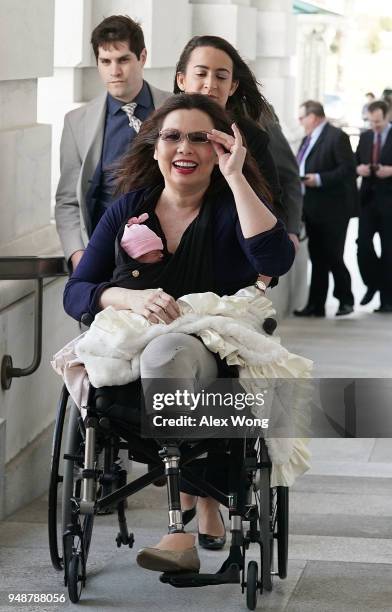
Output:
[121, 102, 142, 133]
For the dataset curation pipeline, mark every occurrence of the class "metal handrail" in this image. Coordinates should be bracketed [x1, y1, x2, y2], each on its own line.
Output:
[0, 256, 67, 390]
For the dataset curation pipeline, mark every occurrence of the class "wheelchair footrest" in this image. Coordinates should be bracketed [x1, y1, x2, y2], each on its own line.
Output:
[160, 563, 241, 588]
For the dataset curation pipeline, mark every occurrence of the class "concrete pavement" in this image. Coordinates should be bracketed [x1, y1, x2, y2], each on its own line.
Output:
[1, 434, 391, 612]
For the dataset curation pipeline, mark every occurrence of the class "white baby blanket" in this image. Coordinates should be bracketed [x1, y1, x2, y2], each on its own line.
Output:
[52, 287, 313, 486]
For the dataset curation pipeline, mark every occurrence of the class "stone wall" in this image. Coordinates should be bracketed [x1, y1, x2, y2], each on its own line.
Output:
[0, 0, 76, 518]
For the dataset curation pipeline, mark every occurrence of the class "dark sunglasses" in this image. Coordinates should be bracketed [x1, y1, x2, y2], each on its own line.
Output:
[158, 129, 211, 144]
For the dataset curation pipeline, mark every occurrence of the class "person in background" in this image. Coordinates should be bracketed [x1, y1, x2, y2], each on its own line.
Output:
[120, 213, 164, 263]
[361, 92, 376, 129]
[55, 15, 170, 271]
[381, 88, 392, 122]
[293, 100, 356, 318]
[173, 36, 303, 547]
[174, 35, 302, 252]
[356, 99, 392, 313]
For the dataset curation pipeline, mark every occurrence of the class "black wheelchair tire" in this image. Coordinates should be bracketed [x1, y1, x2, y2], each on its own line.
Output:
[48, 384, 69, 571]
[246, 560, 258, 610]
[62, 403, 95, 577]
[257, 441, 273, 592]
[62, 403, 82, 536]
[68, 554, 83, 603]
[276, 486, 289, 579]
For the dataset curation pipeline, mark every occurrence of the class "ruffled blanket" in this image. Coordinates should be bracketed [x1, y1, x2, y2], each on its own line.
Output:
[52, 287, 313, 486]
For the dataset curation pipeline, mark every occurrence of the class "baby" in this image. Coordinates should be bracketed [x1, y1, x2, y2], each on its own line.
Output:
[120, 213, 164, 263]
[120, 213, 268, 291]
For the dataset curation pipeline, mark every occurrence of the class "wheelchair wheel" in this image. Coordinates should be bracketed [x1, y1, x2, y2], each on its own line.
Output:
[68, 553, 83, 603]
[48, 384, 69, 571]
[253, 439, 273, 593]
[273, 486, 289, 579]
[62, 404, 95, 589]
[246, 560, 258, 610]
[62, 402, 83, 536]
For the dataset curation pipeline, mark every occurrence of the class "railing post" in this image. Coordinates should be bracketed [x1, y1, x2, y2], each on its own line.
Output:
[0, 257, 67, 390]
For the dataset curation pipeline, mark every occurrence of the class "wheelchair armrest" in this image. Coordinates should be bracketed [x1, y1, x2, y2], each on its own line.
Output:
[81, 314, 276, 334]
[262, 317, 277, 336]
[81, 313, 94, 327]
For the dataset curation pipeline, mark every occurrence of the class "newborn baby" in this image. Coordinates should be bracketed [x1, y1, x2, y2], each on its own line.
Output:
[120, 213, 164, 263]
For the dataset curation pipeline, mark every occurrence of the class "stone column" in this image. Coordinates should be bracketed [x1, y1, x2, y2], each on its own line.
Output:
[295, 13, 344, 109]
[192, 0, 257, 60]
[0, 0, 54, 251]
[251, 0, 298, 136]
[0, 0, 76, 518]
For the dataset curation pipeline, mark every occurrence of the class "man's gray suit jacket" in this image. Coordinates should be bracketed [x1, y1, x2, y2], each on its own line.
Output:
[55, 83, 170, 261]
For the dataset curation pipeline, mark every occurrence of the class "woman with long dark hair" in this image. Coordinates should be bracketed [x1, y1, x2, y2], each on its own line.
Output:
[174, 35, 302, 248]
[64, 94, 295, 571]
[173, 38, 300, 548]
[174, 37, 281, 208]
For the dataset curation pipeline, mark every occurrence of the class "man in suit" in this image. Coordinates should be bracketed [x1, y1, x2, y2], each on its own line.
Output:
[356, 100, 392, 312]
[293, 100, 356, 317]
[55, 15, 170, 270]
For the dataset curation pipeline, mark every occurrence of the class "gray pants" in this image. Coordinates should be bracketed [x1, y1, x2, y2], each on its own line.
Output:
[140, 333, 221, 498]
[140, 333, 218, 381]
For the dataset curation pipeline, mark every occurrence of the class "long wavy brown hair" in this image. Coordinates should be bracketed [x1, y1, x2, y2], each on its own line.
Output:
[173, 36, 274, 125]
[114, 93, 272, 207]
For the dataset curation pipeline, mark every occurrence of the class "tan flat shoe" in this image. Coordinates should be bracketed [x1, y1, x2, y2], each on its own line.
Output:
[136, 546, 200, 573]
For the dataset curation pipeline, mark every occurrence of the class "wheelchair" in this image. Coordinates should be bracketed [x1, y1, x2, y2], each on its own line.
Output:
[48, 318, 289, 610]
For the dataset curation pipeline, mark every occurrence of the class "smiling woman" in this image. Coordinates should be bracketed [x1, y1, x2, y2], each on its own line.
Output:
[154, 109, 216, 193]
[63, 93, 295, 572]
[115, 94, 271, 205]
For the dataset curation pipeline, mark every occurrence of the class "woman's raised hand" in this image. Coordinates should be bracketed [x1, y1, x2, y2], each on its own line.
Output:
[207, 123, 246, 180]
[125, 288, 181, 324]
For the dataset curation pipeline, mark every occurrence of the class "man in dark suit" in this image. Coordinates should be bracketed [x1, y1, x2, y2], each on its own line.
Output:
[294, 100, 356, 317]
[356, 100, 392, 312]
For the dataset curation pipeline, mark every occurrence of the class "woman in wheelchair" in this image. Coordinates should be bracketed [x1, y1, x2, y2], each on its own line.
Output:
[63, 93, 295, 573]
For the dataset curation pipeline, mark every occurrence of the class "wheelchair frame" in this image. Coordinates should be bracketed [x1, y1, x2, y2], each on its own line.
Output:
[48, 381, 289, 609]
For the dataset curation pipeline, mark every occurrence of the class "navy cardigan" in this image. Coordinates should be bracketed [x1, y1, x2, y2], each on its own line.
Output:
[64, 187, 295, 321]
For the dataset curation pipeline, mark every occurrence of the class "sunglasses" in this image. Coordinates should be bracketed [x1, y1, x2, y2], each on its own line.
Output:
[158, 129, 211, 144]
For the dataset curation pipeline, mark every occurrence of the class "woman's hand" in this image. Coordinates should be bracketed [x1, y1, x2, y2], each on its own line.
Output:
[138, 288, 181, 324]
[99, 287, 181, 324]
[207, 123, 246, 180]
[206, 123, 277, 239]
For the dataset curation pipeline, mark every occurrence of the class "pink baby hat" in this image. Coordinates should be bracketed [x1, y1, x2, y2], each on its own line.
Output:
[120, 212, 164, 258]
